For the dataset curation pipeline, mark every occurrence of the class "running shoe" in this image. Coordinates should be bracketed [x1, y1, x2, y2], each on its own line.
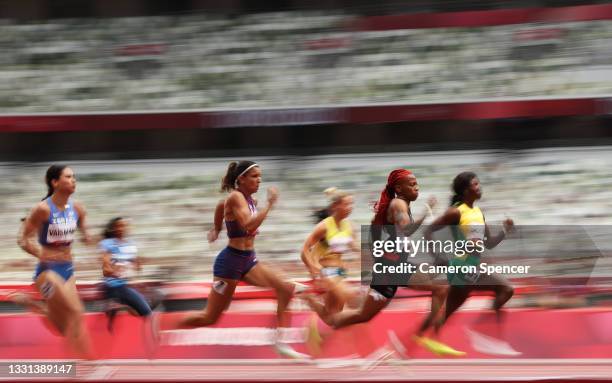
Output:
[274, 343, 311, 360]
[465, 328, 521, 356]
[413, 335, 466, 357]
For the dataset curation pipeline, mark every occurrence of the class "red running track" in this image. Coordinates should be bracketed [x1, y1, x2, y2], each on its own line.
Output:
[1, 299, 611, 381]
[0, 300, 610, 360]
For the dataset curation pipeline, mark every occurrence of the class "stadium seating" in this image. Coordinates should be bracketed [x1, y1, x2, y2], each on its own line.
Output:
[0, 13, 610, 111]
[2, 149, 611, 281]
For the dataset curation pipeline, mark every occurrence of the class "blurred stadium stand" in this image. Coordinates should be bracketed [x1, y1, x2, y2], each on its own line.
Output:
[2, 148, 612, 282]
[0, 2, 611, 112]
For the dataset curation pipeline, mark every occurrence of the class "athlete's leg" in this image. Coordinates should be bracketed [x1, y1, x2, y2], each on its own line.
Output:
[8, 290, 48, 316]
[326, 288, 391, 328]
[9, 290, 60, 335]
[105, 284, 154, 331]
[469, 274, 514, 335]
[62, 277, 94, 359]
[243, 263, 311, 359]
[439, 285, 470, 327]
[474, 274, 514, 316]
[32, 273, 67, 333]
[395, 277, 466, 357]
[179, 277, 238, 328]
[103, 285, 123, 332]
[314, 276, 353, 318]
[243, 263, 294, 328]
[113, 285, 153, 317]
[113, 284, 159, 355]
[464, 275, 520, 356]
[406, 271, 448, 336]
[36, 273, 93, 358]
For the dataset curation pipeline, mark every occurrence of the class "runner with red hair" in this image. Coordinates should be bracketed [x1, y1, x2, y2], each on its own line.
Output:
[303, 168, 461, 357]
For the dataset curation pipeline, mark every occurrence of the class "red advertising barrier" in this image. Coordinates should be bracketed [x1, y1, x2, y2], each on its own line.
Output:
[0, 305, 610, 359]
[346, 98, 601, 124]
[0, 98, 608, 133]
[0, 112, 204, 133]
[2, 277, 610, 303]
[352, 3, 612, 30]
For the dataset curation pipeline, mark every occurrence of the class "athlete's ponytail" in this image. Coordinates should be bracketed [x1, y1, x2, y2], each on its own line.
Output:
[220, 162, 239, 192]
[372, 169, 413, 225]
[313, 208, 329, 223]
[450, 171, 477, 206]
[43, 164, 67, 200]
[220, 160, 258, 192]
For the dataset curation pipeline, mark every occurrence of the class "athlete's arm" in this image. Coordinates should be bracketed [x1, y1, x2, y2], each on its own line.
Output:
[207, 199, 225, 242]
[101, 252, 119, 277]
[301, 222, 326, 277]
[74, 201, 94, 246]
[423, 207, 461, 240]
[213, 199, 224, 231]
[389, 199, 410, 226]
[423, 207, 460, 265]
[17, 205, 47, 258]
[389, 198, 428, 236]
[229, 187, 278, 232]
[415, 196, 436, 223]
[483, 217, 514, 249]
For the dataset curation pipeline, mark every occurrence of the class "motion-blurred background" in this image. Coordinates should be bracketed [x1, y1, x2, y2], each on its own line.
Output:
[1, 0, 611, 308]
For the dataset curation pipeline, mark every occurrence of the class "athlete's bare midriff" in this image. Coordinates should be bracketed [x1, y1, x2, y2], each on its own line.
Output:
[319, 254, 344, 269]
[228, 237, 255, 251]
[39, 246, 72, 263]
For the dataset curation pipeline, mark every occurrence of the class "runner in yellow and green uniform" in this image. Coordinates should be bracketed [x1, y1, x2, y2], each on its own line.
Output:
[447, 201, 487, 286]
[424, 171, 515, 356]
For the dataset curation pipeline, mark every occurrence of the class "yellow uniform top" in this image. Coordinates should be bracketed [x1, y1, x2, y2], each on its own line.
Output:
[449, 203, 486, 285]
[317, 216, 353, 262]
[456, 203, 485, 241]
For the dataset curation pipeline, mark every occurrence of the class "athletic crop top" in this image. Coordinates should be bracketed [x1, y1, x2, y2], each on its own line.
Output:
[318, 216, 353, 261]
[455, 203, 485, 241]
[225, 193, 259, 238]
[448, 203, 486, 284]
[38, 198, 79, 247]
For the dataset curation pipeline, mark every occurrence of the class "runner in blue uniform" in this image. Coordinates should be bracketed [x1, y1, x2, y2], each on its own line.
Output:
[99, 217, 153, 332]
[17, 165, 94, 358]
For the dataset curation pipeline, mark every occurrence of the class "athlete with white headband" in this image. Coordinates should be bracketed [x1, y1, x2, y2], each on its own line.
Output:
[178, 160, 308, 358]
